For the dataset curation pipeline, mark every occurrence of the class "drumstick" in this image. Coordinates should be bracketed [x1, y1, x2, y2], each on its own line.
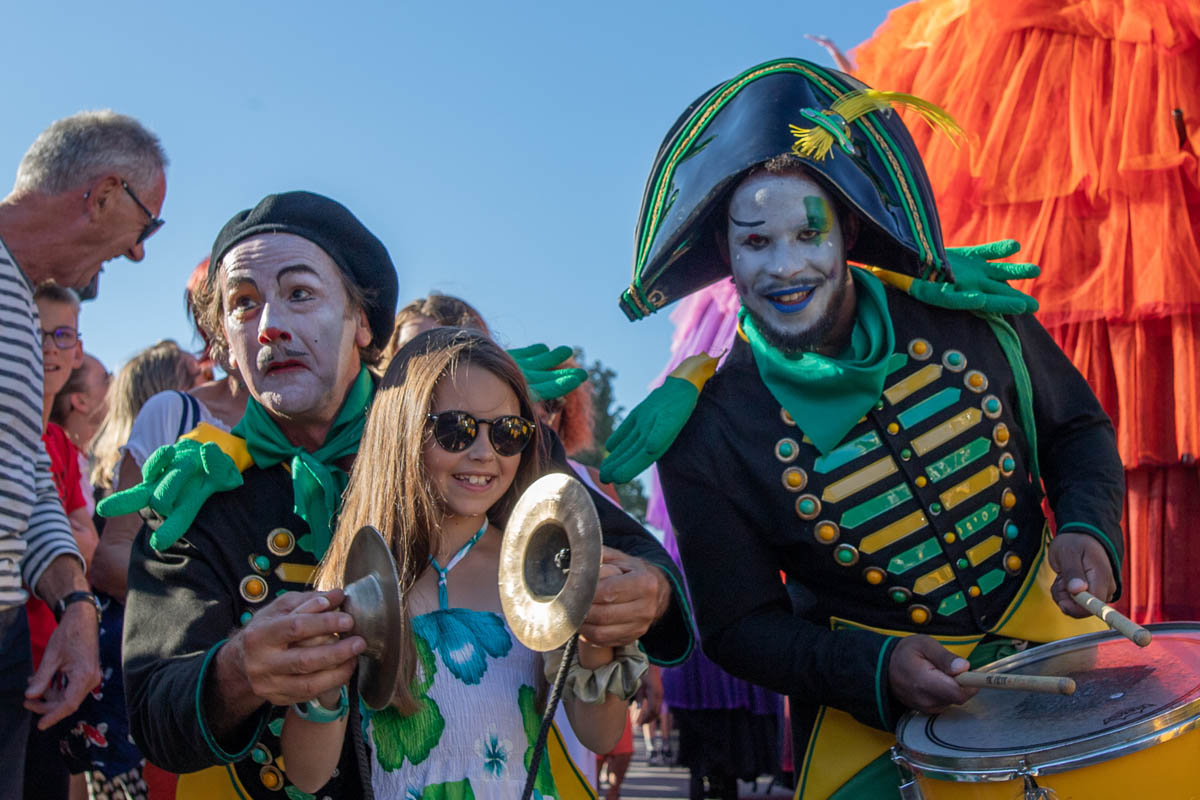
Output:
[956, 671, 1076, 695]
[1072, 589, 1153, 647]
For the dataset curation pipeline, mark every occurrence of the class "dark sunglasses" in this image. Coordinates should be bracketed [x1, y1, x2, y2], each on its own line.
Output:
[427, 411, 535, 457]
[121, 180, 165, 244]
[41, 326, 79, 350]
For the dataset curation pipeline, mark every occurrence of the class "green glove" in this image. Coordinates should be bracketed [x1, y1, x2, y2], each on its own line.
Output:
[903, 239, 1040, 315]
[598, 352, 721, 484]
[599, 377, 700, 484]
[507, 343, 588, 402]
[97, 438, 243, 551]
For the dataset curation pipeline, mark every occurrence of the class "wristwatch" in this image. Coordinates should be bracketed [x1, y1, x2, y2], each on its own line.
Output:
[53, 590, 102, 623]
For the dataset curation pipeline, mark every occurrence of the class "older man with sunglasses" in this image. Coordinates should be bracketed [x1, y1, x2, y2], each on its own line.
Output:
[112, 191, 692, 800]
[0, 110, 166, 800]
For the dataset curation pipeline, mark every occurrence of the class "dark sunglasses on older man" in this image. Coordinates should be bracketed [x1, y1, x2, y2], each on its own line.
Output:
[426, 411, 535, 457]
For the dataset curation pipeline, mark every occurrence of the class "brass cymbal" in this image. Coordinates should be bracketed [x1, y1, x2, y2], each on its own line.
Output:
[342, 525, 404, 710]
[499, 472, 602, 652]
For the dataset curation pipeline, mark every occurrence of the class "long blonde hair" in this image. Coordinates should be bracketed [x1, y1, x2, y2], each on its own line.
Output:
[89, 340, 197, 491]
[315, 328, 544, 713]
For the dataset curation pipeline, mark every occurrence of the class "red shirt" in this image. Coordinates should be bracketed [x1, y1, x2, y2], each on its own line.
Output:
[27, 424, 88, 668]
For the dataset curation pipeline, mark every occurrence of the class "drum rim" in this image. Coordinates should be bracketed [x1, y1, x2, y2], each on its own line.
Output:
[894, 622, 1200, 782]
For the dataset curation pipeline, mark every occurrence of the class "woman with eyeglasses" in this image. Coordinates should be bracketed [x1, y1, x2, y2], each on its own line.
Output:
[281, 328, 633, 798]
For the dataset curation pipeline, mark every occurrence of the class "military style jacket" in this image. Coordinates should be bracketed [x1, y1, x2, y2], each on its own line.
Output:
[658, 287, 1123, 793]
[124, 431, 693, 800]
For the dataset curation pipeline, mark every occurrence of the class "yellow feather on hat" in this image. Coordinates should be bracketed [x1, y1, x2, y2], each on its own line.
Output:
[790, 89, 964, 161]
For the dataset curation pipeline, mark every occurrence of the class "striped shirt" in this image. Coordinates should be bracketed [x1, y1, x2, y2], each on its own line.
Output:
[0, 236, 82, 609]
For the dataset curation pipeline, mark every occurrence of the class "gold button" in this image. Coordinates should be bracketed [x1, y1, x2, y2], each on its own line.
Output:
[915, 476, 928, 488]
[909, 605, 930, 625]
[260, 766, 283, 790]
[864, 567, 885, 585]
[1006, 554, 1022, 572]
[815, 521, 839, 543]
[943, 532, 956, 544]
[1002, 489, 1016, 509]
[969, 374, 983, 388]
[267, 528, 295, 556]
[240, 575, 268, 603]
[968, 585, 981, 598]
[994, 424, 1010, 445]
[913, 341, 928, 355]
[887, 422, 900, 435]
[782, 467, 807, 491]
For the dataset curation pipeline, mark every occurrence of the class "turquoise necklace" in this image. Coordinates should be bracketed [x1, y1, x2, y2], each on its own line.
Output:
[428, 518, 488, 610]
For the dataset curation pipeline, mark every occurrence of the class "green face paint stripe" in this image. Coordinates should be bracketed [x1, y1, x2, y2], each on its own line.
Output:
[887, 352, 909, 375]
[938, 591, 967, 617]
[634, 61, 846, 276]
[897, 387, 962, 430]
[977, 568, 1006, 595]
[955, 502, 1000, 541]
[813, 430, 883, 474]
[804, 195, 833, 237]
[926, 437, 992, 483]
[840, 482, 914, 529]
[888, 536, 942, 575]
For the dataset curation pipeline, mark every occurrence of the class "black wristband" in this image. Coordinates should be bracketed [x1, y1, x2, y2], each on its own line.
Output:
[54, 590, 101, 623]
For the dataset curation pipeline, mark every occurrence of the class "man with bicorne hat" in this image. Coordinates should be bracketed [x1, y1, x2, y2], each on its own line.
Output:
[600, 58, 1125, 798]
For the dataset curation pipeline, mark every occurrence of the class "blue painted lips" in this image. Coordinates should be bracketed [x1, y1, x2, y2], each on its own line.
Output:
[766, 286, 815, 313]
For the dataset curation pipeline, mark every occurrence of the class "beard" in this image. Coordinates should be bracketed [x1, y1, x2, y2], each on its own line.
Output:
[744, 275, 852, 355]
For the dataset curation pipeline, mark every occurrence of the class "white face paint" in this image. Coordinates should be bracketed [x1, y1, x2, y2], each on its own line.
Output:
[220, 233, 369, 431]
[727, 171, 855, 353]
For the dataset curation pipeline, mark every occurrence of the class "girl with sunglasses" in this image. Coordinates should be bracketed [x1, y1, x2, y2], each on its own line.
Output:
[281, 327, 630, 798]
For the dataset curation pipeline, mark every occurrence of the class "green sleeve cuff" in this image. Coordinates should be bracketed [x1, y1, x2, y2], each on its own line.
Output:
[195, 639, 269, 763]
[873, 635, 900, 729]
[644, 565, 696, 667]
[1057, 521, 1122, 574]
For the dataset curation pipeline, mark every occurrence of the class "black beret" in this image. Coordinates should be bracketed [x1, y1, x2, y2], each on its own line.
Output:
[209, 191, 399, 350]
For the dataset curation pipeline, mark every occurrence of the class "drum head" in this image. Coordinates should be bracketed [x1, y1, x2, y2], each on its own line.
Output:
[896, 623, 1200, 779]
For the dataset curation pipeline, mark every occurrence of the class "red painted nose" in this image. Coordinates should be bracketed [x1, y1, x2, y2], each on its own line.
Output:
[258, 327, 292, 344]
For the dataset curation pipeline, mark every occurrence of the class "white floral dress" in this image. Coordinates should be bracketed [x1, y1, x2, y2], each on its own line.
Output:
[362, 606, 557, 800]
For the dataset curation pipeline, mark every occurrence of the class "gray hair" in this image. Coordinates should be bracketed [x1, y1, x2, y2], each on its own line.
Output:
[14, 110, 167, 195]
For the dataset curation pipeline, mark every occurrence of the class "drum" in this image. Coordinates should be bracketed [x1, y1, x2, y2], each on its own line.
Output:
[893, 622, 1200, 799]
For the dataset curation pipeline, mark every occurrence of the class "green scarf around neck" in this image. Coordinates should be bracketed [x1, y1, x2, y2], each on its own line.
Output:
[232, 366, 374, 558]
[739, 267, 895, 456]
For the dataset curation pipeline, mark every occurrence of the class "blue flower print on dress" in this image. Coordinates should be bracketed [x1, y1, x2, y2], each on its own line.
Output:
[474, 725, 512, 780]
[412, 609, 512, 685]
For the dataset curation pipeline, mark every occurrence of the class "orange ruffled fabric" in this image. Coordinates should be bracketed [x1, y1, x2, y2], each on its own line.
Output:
[854, 0, 1200, 621]
[854, 0, 1200, 465]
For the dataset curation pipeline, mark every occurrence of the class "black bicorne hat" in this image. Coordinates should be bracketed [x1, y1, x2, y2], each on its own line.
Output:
[619, 58, 958, 321]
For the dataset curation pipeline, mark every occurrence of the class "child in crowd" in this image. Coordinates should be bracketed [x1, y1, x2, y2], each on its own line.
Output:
[282, 328, 632, 798]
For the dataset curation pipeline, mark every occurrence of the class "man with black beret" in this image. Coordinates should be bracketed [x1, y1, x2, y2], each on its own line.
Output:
[120, 191, 396, 799]
[116, 191, 694, 800]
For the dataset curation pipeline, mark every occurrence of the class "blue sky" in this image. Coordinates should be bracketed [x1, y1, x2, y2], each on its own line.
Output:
[5, 0, 903, 417]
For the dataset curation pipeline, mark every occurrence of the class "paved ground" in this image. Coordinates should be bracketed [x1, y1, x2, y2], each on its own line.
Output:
[604, 731, 792, 800]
